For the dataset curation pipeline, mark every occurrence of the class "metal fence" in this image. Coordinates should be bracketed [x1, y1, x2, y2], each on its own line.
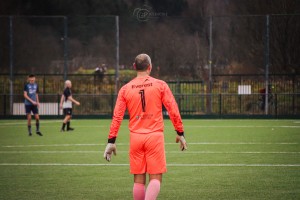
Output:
[1, 93, 299, 118]
[1, 73, 299, 94]
[0, 73, 116, 94]
[1, 14, 300, 118]
[0, 73, 299, 118]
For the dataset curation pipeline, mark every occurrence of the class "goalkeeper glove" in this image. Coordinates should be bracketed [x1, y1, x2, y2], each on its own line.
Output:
[175, 131, 187, 151]
[103, 138, 117, 162]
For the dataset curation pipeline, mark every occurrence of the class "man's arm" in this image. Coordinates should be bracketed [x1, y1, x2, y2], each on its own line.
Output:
[24, 91, 37, 105]
[162, 83, 184, 133]
[107, 87, 127, 142]
[36, 85, 40, 107]
[103, 87, 127, 161]
[60, 95, 64, 109]
[36, 93, 40, 108]
[162, 83, 187, 151]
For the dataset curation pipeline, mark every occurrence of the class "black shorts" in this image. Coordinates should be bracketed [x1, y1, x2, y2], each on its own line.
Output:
[63, 108, 72, 116]
[25, 105, 38, 115]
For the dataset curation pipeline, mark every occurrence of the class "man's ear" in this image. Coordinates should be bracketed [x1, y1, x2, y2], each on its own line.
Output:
[133, 63, 136, 70]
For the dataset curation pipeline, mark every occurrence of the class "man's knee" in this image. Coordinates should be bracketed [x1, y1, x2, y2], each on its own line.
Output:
[134, 174, 146, 184]
[149, 174, 162, 183]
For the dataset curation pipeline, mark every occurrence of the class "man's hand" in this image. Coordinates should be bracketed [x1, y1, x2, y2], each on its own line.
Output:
[103, 143, 117, 162]
[175, 132, 187, 151]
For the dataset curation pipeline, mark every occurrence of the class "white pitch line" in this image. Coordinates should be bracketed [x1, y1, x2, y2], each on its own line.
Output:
[167, 164, 300, 167]
[0, 151, 299, 154]
[0, 151, 101, 154]
[0, 163, 299, 167]
[167, 151, 300, 154]
[1, 122, 300, 128]
[34, 125, 300, 128]
[33, 125, 300, 128]
[0, 163, 128, 166]
[2, 142, 298, 148]
[184, 142, 299, 145]
[185, 125, 300, 128]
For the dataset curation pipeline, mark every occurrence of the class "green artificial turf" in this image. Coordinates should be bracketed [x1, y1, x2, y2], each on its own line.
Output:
[0, 119, 299, 199]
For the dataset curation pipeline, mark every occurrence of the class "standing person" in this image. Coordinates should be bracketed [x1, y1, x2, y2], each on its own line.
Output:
[24, 74, 42, 136]
[60, 80, 80, 132]
[259, 84, 273, 111]
[103, 54, 187, 200]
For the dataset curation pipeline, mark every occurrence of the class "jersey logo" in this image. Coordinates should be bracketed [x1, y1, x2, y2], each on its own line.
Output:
[131, 82, 153, 89]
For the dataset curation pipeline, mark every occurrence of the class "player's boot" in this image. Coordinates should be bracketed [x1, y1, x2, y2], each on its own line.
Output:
[67, 127, 74, 131]
[61, 123, 66, 132]
[28, 126, 32, 136]
[36, 131, 43, 136]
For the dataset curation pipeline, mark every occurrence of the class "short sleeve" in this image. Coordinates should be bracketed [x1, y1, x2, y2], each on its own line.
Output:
[64, 88, 71, 100]
[24, 84, 27, 92]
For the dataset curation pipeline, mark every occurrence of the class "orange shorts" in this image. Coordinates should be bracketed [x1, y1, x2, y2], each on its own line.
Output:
[129, 131, 167, 174]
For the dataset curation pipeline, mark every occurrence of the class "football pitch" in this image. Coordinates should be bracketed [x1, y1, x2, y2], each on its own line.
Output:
[0, 119, 299, 200]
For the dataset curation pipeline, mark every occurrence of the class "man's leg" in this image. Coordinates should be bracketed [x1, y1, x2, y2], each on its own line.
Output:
[133, 174, 146, 200]
[27, 114, 32, 136]
[66, 118, 74, 131]
[144, 132, 165, 200]
[61, 115, 70, 131]
[34, 114, 42, 136]
[64, 109, 73, 131]
[145, 174, 162, 200]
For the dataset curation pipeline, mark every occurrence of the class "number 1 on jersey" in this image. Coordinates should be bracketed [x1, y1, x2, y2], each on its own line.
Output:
[139, 89, 146, 112]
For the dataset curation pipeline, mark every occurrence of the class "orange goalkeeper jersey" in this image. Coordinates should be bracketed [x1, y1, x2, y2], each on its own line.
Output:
[108, 75, 184, 139]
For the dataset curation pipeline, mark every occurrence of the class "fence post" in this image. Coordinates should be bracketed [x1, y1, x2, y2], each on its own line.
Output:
[63, 16, 68, 81]
[219, 93, 222, 116]
[239, 95, 242, 114]
[9, 16, 14, 115]
[57, 94, 60, 117]
[111, 93, 114, 117]
[176, 78, 181, 111]
[115, 16, 120, 93]
[43, 74, 46, 94]
[264, 15, 270, 115]
[208, 16, 213, 114]
[292, 75, 295, 114]
[4, 94, 6, 116]
[274, 93, 277, 117]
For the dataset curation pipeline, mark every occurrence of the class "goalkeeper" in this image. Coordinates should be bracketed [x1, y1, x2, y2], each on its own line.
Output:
[103, 53, 187, 200]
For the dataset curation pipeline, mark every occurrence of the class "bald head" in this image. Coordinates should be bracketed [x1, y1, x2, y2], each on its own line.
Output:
[134, 54, 151, 71]
[65, 80, 72, 88]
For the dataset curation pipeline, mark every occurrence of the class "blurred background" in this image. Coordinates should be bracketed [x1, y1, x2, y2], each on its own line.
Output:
[0, 0, 299, 117]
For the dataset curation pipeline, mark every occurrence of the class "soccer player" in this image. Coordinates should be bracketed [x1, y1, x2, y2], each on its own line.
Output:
[60, 80, 80, 132]
[103, 54, 187, 200]
[24, 74, 42, 136]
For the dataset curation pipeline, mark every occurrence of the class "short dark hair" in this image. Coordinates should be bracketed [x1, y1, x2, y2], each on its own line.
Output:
[28, 74, 35, 78]
[134, 54, 151, 71]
